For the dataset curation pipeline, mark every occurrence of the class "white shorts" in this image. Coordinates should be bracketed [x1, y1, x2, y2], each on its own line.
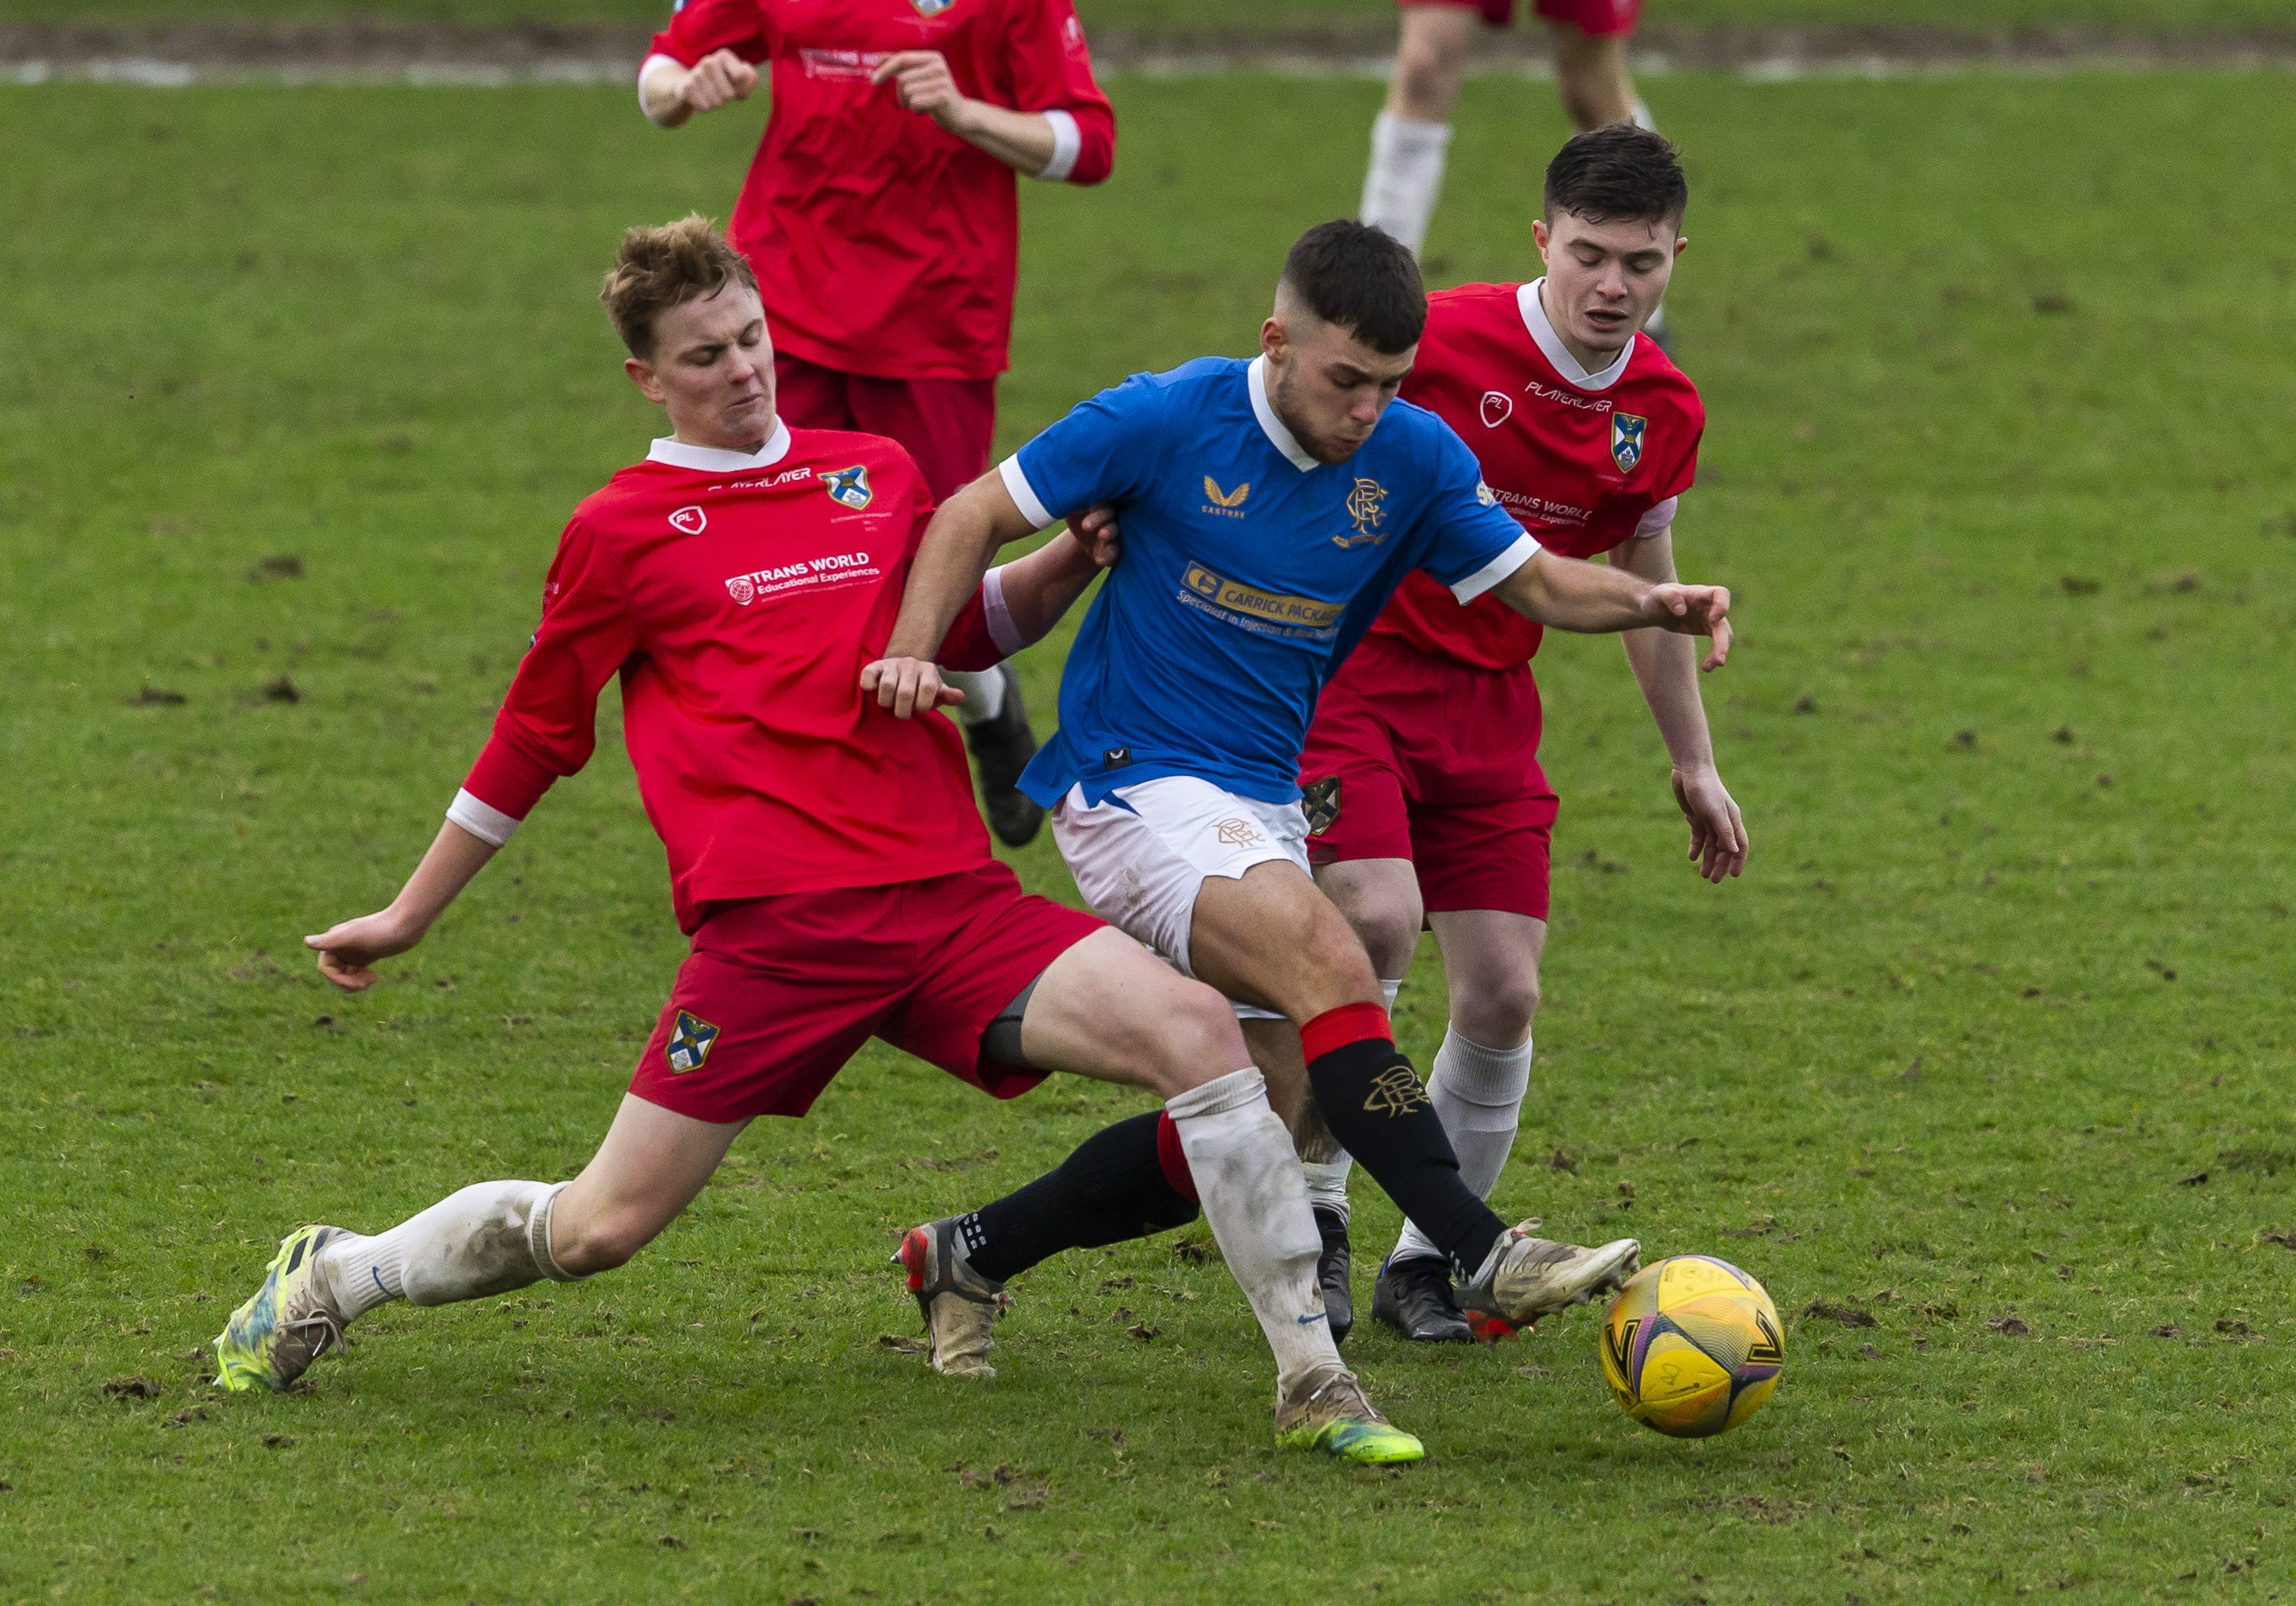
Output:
[1051, 776, 1310, 1016]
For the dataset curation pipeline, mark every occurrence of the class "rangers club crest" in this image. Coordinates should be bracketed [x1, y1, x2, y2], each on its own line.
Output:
[668, 505, 706, 535]
[1333, 477, 1389, 549]
[823, 465, 872, 510]
[665, 1010, 721, 1074]
[1609, 413, 1648, 475]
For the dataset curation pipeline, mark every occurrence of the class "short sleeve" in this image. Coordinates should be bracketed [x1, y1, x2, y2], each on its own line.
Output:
[1003, 374, 1167, 531]
[1411, 422, 1542, 604]
[648, 0, 772, 68]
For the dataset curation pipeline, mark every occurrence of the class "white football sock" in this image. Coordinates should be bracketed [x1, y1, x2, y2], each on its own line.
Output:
[1391, 1028, 1532, 1266]
[1167, 1066, 1342, 1396]
[318, 1179, 582, 1322]
[1295, 981, 1397, 1220]
[944, 666, 1002, 726]
[1631, 99, 1657, 131]
[1360, 113, 1452, 256]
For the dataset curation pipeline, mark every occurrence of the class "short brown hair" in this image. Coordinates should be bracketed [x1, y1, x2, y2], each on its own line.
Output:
[1544, 125, 1688, 227]
[599, 214, 759, 359]
[1280, 220, 1426, 355]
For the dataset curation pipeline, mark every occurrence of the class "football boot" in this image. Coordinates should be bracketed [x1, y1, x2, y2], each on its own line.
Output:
[1451, 1220, 1640, 1343]
[1312, 1205, 1354, 1344]
[891, 1217, 1011, 1379]
[1274, 1368, 1425, 1465]
[964, 663, 1045, 848]
[213, 1224, 352, 1392]
[1370, 1255, 1473, 1344]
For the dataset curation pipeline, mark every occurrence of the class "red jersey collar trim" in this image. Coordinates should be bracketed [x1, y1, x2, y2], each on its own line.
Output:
[646, 420, 792, 475]
[1517, 280, 1634, 394]
[1247, 355, 1318, 474]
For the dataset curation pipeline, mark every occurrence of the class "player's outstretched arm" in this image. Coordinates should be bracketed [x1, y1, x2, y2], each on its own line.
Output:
[304, 819, 498, 993]
[870, 51, 1059, 176]
[1492, 548, 1732, 672]
[1609, 530, 1748, 882]
[640, 49, 759, 128]
[890, 471, 1046, 660]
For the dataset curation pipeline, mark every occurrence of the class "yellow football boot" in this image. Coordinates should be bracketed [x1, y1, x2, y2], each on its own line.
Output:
[1275, 1370, 1425, 1465]
[213, 1224, 351, 1392]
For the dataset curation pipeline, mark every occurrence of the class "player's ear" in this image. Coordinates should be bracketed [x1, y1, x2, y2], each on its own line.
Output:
[624, 355, 667, 405]
[1260, 315, 1287, 364]
[1531, 217, 1552, 258]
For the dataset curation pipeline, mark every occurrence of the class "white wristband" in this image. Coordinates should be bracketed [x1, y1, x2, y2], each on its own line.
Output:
[1037, 109, 1081, 181]
[447, 789, 521, 849]
[982, 566, 1025, 658]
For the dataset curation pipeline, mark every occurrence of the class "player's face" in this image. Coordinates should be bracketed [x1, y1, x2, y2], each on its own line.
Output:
[625, 283, 778, 451]
[1262, 315, 1416, 466]
[1534, 209, 1685, 361]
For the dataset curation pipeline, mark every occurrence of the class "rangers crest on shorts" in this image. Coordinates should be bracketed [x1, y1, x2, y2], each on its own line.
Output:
[823, 465, 873, 510]
[1609, 413, 1647, 475]
[665, 1009, 721, 1073]
[1301, 776, 1342, 835]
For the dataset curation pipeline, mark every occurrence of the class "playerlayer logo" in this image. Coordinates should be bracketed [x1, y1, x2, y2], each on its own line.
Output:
[724, 551, 877, 605]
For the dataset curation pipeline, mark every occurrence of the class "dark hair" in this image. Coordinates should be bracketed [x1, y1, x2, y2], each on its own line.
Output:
[1278, 219, 1426, 355]
[600, 213, 759, 358]
[1543, 125, 1688, 227]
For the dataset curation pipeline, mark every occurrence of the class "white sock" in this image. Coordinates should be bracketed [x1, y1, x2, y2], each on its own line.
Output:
[1295, 981, 1397, 1219]
[318, 1179, 581, 1322]
[1631, 99, 1657, 131]
[1360, 113, 1452, 256]
[1391, 1028, 1532, 1265]
[1168, 1067, 1342, 1397]
[945, 666, 1002, 725]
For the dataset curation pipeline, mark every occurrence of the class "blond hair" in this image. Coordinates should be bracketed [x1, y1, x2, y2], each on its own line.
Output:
[599, 214, 760, 359]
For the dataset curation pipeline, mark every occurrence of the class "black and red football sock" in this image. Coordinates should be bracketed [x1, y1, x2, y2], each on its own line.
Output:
[962, 1111, 1200, 1285]
[1301, 1001, 1506, 1274]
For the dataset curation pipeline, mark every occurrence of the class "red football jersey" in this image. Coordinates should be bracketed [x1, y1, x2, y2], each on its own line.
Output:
[459, 424, 1006, 933]
[647, 0, 1115, 383]
[1372, 280, 1705, 669]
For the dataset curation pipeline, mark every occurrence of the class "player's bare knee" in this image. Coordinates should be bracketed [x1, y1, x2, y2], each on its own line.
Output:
[1143, 984, 1251, 1094]
[1457, 973, 1539, 1048]
[1348, 897, 1421, 980]
[550, 1206, 658, 1277]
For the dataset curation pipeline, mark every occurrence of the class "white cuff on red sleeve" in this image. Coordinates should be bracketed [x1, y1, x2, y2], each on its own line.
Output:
[1037, 110, 1081, 181]
[447, 789, 521, 849]
[981, 566, 1025, 658]
[1450, 532, 1543, 605]
[999, 456, 1057, 531]
[1634, 495, 1679, 539]
[638, 53, 685, 124]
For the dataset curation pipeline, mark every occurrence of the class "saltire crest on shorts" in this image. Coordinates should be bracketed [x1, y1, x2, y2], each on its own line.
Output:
[666, 1010, 722, 1073]
[823, 465, 873, 510]
[1610, 413, 1648, 475]
[1301, 776, 1342, 835]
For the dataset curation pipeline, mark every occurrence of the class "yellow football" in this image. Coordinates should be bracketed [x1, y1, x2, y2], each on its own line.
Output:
[1598, 1255, 1784, 1439]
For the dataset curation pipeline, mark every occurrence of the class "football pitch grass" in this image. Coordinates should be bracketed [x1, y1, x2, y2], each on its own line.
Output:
[4, 66, 2294, 1604]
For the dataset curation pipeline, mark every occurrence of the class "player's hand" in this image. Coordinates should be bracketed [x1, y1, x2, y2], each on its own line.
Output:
[861, 655, 966, 719]
[305, 909, 422, 992]
[1646, 583, 1732, 671]
[871, 50, 972, 130]
[1671, 766, 1748, 883]
[1065, 503, 1121, 569]
[679, 50, 759, 114]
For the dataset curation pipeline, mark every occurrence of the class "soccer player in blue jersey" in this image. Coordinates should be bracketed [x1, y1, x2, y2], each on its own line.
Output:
[866, 222, 1729, 1422]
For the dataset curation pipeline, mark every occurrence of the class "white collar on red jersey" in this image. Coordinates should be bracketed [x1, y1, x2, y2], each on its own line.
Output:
[1518, 279, 1634, 393]
[1246, 354, 1318, 473]
[646, 420, 792, 474]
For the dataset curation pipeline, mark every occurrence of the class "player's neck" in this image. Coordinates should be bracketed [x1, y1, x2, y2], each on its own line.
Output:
[665, 405, 779, 458]
[1535, 280, 1630, 377]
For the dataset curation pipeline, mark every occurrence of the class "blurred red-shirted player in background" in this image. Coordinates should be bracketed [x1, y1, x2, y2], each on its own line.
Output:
[1296, 126, 1746, 1343]
[1360, 0, 1669, 348]
[636, 0, 1117, 847]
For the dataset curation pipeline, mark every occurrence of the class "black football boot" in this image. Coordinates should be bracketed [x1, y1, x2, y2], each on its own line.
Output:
[1371, 1255, 1474, 1344]
[1313, 1205, 1354, 1344]
[964, 662, 1045, 847]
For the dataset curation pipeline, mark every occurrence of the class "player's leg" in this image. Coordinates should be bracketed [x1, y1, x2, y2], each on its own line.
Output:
[846, 372, 1042, 846]
[215, 1095, 742, 1392]
[1360, 1, 1482, 254]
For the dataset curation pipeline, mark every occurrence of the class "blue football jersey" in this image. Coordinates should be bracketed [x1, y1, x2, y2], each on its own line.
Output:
[1003, 355, 1537, 808]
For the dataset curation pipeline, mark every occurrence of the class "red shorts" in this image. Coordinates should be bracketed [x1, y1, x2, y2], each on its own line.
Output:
[1398, 0, 1643, 36]
[1299, 635, 1558, 921]
[628, 863, 1102, 1125]
[773, 351, 999, 504]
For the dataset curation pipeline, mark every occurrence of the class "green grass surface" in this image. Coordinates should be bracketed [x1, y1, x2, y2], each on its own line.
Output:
[5, 68, 2296, 1604]
[14, 0, 2296, 33]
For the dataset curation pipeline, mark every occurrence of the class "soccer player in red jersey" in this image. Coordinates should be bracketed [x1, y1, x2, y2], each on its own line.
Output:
[636, 0, 1118, 847]
[209, 218, 1421, 1465]
[1304, 126, 1747, 1343]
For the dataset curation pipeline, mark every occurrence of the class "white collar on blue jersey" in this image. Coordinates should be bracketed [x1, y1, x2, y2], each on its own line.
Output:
[646, 419, 791, 473]
[1518, 279, 1634, 393]
[1246, 354, 1320, 473]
